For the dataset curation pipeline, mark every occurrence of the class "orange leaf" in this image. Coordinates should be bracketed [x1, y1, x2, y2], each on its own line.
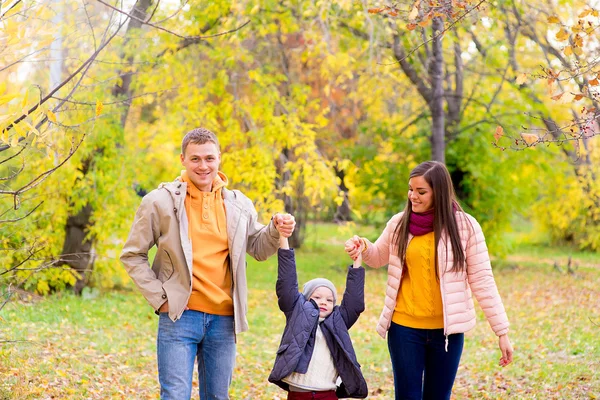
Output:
[494, 126, 504, 143]
[408, 0, 420, 20]
[516, 73, 527, 85]
[564, 46, 573, 56]
[368, 8, 382, 14]
[551, 92, 564, 101]
[578, 9, 591, 18]
[547, 16, 560, 23]
[388, 10, 398, 17]
[418, 19, 430, 27]
[555, 28, 569, 41]
[95, 100, 103, 117]
[520, 133, 539, 145]
[589, 78, 599, 86]
[406, 23, 417, 30]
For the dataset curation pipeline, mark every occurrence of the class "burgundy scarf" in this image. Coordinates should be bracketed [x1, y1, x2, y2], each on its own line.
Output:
[408, 208, 435, 236]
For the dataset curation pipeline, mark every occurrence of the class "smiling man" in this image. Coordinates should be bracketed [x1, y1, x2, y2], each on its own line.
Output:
[120, 127, 296, 400]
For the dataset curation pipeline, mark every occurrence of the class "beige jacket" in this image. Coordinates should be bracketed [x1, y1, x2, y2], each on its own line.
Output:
[120, 180, 280, 334]
[363, 211, 509, 339]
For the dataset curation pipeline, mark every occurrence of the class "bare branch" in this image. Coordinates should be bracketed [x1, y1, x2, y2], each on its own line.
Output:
[0, 17, 128, 150]
[0, 202, 43, 223]
[153, 0, 188, 24]
[95, 0, 251, 40]
[0, 158, 24, 181]
[0, 133, 86, 198]
[0, 145, 25, 165]
[381, 0, 488, 65]
[0, 0, 22, 20]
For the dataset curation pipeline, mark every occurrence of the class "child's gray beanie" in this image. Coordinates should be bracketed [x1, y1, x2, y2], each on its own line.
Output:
[302, 278, 337, 305]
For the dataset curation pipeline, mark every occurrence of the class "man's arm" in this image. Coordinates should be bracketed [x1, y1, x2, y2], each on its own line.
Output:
[246, 202, 295, 260]
[119, 195, 168, 311]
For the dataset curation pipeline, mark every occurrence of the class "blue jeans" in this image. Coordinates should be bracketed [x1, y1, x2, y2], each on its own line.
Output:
[157, 310, 236, 400]
[387, 323, 464, 400]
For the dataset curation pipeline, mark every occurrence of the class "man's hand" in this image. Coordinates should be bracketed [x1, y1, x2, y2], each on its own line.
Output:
[159, 302, 169, 313]
[273, 213, 295, 238]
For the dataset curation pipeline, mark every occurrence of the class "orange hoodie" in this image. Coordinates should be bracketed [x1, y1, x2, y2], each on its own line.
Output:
[181, 170, 232, 315]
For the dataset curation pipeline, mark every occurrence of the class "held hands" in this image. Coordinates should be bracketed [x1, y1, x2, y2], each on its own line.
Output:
[273, 213, 295, 238]
[345, 235, 364, 261]
[498, 334, 514, 367]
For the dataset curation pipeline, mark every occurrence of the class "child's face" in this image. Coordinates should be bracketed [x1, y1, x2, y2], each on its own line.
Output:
[310, 286, 335, 318]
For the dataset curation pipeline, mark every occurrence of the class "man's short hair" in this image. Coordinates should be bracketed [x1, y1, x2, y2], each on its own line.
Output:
[181, 128, 220, 155]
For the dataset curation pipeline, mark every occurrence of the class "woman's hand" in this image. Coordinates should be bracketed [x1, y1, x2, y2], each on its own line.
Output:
[345, 235, 364, 261]
[498, 334, 513, 367]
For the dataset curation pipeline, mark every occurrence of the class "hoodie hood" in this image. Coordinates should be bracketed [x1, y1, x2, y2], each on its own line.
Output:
[180, 170, 228, 196]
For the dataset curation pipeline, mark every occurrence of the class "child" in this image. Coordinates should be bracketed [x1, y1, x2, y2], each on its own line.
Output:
[268, 235, 368, 399]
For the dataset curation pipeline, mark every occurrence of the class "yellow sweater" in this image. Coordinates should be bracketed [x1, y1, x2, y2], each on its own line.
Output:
[392, 231, 444, 329]
[182, 171, 233, 316]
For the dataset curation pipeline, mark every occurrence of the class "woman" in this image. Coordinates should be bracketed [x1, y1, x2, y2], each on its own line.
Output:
[345, 161, 513, 400]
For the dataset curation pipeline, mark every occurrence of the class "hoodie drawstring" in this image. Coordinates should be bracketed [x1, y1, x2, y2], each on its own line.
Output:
[445, 334, 449, 352]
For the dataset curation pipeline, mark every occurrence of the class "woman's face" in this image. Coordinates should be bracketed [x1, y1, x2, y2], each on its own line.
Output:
[408, 175, 434, 213]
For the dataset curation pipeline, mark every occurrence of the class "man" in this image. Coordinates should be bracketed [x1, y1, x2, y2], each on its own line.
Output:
[120, 127, 295, 399]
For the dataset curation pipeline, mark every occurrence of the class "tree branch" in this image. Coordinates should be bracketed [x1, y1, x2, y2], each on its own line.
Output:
[95, 0, 250, 40]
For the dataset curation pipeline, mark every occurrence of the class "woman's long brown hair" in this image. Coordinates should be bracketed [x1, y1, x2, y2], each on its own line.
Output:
[392, 161, 466, 274]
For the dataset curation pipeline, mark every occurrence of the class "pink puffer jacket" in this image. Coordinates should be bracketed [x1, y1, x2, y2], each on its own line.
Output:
[363, 211, 509, 339]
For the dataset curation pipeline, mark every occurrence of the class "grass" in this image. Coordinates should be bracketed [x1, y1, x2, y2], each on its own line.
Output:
[1, 222, 599, 399]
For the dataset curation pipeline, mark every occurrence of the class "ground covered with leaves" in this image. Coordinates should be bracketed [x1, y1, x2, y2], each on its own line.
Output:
[1, 224, 599, 399]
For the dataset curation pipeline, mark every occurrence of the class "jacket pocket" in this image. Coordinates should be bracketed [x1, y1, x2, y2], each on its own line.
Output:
[276, 343, 290, 354]
[158, 250, 175, 282]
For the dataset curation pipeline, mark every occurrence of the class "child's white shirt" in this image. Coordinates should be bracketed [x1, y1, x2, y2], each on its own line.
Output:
[282, 323, 338, 391]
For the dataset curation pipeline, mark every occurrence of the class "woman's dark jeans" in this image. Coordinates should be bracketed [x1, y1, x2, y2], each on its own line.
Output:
[388, 322, 464, 400]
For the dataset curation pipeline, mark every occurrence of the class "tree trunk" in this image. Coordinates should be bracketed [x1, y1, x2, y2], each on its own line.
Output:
[430, 17, 445, 163]
[276, 149, 307, 249]
[57, 204, 94, 295]
[59, 0, 153, 294]
[333, 165, 351, 222]
[285, 179, 307, 249]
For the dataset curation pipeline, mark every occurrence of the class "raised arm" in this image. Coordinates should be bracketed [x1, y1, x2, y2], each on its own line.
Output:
[338, 252, 365, 328]
[345, 213, 402, 268]
[274, 228, 298, 313]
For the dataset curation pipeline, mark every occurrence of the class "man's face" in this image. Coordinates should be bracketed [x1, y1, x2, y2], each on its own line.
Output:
[310, 286, 335, 318]
[180, 142, 221, 191]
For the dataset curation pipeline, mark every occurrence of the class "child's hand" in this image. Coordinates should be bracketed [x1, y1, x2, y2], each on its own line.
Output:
[345, 235, 364, 261]
[352, 251, 362, 268]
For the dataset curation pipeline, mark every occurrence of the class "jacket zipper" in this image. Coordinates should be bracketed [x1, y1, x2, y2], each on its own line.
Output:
[172, 183, 193, 322]
[438, 236, 449, 352]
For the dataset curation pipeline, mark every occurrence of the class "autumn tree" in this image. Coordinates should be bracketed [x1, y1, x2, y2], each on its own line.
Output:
[0, 0, 131, 298]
